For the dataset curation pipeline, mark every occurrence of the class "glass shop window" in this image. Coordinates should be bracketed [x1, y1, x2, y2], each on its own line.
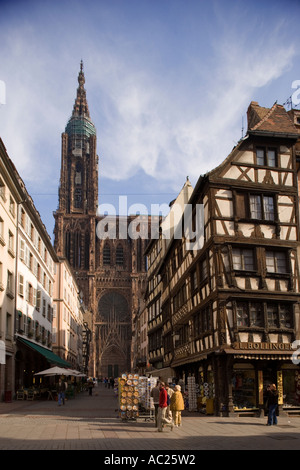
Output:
[232, 369, 256, 410]
[282, 370, 300, 407]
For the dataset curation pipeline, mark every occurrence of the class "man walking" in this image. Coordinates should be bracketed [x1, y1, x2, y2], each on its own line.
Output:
[57, 377, 67, 406]
[150, 380, 160, 427]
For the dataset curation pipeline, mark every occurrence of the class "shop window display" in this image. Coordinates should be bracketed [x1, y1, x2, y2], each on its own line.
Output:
[232, 369, 256, 410]
[283, 370, 300, 408]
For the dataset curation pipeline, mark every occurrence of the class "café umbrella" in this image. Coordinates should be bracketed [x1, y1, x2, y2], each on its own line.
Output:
[34, 366, 74, 377]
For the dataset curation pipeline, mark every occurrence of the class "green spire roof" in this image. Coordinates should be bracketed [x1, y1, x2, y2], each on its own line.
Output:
[65, 61, 96, 137]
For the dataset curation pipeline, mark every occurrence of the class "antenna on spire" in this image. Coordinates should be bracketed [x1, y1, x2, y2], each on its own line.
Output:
[80, 59, 83, 73]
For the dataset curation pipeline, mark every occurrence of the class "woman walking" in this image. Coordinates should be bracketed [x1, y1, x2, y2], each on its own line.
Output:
[170, 385, 185, 427]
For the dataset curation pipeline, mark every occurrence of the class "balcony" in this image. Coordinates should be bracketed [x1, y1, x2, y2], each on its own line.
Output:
[173, 303, 189, 326]
[174, 342, 191, 360]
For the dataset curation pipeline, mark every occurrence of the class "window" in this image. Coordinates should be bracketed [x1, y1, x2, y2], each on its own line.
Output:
[36, 290, 41, 311]
[26, 282, 33, 304]
[235, 192, 275, 221]
[256, 147, 276, 167]
[200, 259, 208, 282]
[19, 274, 24, 297]
[8, 230, 14, 255]
[173, 284, 186, 312]
[20, 208, 25, 228]
[233, 248, 255, 271]
[173, 323, 189, 347]
[9, 196, 15, 217]
[116, 244, 124, 266]
[193, 306, 212, 336]
[236, 302, 262, 327]
[103, 244, 111, 265]
[74, 188, 82, 208]
[249, 194, 275, 221]
[267, 303, 292, 328]
[249, 303, 263, 327]
[0, 178, 6, 200]
[279, 304, 292, 328]
[266, 251, 288, 274]
[191, 269, 198, 291]
[7, 271, 14, 297]
[237, 302, 249, 327]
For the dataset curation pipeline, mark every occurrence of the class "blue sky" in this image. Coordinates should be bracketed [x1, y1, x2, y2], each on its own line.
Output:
[0, 0, 300, 238]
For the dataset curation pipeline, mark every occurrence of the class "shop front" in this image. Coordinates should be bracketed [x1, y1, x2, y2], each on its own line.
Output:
[171, 344, 300, 417]
[223, 342, 300, 416]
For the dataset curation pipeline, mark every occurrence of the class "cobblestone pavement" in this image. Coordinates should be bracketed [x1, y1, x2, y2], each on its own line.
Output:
[0, 386, 299, 452]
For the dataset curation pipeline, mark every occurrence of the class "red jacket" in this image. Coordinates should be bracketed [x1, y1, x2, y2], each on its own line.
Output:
[159, 388, 168, 408]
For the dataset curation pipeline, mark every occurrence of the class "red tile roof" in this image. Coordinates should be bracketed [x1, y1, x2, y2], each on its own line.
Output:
[247, 101, 298, 135]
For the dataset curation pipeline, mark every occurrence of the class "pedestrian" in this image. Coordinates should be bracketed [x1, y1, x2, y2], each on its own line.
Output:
[150, 380, 160, 427]
[165, 383, 174, 419]
[266, 384, 278, 426]
[57, 377, 67, 406]
[88, 379, 94, 396]
[157, 382, 174, 432]
[170, 385, 185, 427]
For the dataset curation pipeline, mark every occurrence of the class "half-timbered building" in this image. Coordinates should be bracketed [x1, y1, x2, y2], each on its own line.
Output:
[158, 101, 300, 416]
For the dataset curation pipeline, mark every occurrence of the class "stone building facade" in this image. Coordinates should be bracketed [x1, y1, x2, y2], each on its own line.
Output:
[53, 63, 149, 378]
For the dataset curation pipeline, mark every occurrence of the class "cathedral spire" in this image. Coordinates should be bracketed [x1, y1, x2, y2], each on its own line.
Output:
[71, 60, 90, 119]
[65, 61, 96, 137]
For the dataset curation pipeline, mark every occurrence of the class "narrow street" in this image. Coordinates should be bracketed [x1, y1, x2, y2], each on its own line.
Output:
[0, 384, 299, 452]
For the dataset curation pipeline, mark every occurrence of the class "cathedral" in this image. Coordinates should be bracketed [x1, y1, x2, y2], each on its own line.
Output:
[53, 62, 150, 378]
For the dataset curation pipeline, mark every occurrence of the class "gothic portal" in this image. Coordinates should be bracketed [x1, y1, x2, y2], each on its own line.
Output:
[53, 62, 149, 377]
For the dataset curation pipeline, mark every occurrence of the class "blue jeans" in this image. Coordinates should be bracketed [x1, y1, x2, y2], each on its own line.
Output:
[58, 392, 65, 406]
[267, 404, 278, 425]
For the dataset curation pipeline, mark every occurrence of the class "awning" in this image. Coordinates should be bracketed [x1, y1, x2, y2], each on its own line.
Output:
[17, 337, 71, 367]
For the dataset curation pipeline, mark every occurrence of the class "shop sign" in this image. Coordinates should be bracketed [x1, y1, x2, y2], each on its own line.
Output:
[233, 342, 293, 351]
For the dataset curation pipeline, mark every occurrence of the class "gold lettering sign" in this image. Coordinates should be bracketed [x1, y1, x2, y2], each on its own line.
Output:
[233, 342, 292, 351]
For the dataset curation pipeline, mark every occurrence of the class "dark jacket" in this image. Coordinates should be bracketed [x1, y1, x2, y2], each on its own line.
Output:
[266, 389, 278, 406]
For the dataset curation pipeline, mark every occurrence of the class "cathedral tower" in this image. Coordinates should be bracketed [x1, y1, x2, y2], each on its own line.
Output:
[54, 61, 98, 273]
[54, 63, 149, 378]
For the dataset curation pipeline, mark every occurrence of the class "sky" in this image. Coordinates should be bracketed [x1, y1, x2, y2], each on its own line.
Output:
[0, 0, 300, 239]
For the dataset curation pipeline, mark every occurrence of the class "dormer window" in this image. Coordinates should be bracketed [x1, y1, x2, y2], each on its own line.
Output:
[256, 147, 276, 167]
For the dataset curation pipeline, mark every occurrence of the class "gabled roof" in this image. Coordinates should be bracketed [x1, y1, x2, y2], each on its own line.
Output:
[247, 101, 298, 136]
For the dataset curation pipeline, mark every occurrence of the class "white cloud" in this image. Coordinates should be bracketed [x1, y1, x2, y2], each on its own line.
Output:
[0, 1, 298, 203]
[94, 28, 296, 192]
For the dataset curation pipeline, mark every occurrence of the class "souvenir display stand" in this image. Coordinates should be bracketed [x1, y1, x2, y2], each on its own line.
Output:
[187, 376, 198, 411]
[118, 374, 155, 421]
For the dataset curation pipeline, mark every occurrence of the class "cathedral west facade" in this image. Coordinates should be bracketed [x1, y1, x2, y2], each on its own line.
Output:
[53, 63, 149, 378]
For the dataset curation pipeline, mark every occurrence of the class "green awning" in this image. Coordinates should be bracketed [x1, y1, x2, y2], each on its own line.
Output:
[17, 337, 71, 367]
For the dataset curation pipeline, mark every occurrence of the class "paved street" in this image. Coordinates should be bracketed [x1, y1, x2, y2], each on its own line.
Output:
[0, 385, 299, 452]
